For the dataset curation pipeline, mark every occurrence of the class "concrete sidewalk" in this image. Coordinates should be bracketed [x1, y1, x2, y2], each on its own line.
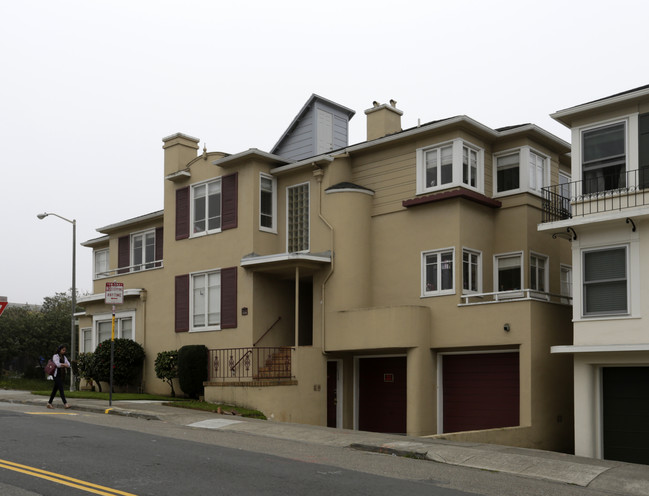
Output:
[1, 389, 647, 494]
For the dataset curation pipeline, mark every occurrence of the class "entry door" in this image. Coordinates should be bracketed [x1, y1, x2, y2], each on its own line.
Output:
[603, 367, 649, 465]
[358, 357, 407, 434]
[327, 361, 338, 428]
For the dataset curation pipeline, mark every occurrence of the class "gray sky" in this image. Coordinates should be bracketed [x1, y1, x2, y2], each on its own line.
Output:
[2, 0, 647, 304]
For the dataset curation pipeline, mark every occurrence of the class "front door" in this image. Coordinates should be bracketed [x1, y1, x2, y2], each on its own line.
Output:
[327, 361, 338, 428]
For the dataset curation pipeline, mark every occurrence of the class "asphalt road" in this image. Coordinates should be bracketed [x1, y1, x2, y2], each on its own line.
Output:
[0, 401, 616, 496]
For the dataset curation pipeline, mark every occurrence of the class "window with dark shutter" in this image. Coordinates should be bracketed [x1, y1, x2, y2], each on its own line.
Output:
[222, 173, 238, 231]
[176, 187, 190, 240]
[155, 227, 163, 267]
[639, 113, 649, 188]
[175, 274, 190, 332]
[118, 236, 130, 274]
[220, 266, 237, 329]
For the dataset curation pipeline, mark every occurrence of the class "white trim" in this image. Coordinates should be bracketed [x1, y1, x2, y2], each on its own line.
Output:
[577, 117, 629, 185]
[581, 244, 629, 318]
[416, 139, 484, 195]
[259, 172, 277, 234]
[190, 177, 222, 238]
[461, 247, 482, 294]
[78, 289, 144, 304]
[493, 251, 524, 294]
[552, 344, 649, 354]
[551, 87, 649, 124]
[421, 247, 456, 297]
[529, 251, 549, 294]
[91, 310, 136, 350]
[189, 268, 222, 332]
[240, 252, 331, 267]
[493, 148, 523, 197]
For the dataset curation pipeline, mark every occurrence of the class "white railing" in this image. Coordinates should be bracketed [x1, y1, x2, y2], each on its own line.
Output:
[94, 260, 163, 279]
[460, 289, 571, 306]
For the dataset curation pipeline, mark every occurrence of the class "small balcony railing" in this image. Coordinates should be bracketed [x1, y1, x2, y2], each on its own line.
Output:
[208, 347, 294, 381]
[542, 168, 649, 223]
[94, 260, 163, 279]
[460, 289, 571, 306]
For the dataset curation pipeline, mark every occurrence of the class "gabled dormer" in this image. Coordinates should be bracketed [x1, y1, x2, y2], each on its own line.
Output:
[271, 94, 355, 161]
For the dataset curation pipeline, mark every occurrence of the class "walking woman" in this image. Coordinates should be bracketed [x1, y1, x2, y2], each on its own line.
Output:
[47, 345, 71, 409]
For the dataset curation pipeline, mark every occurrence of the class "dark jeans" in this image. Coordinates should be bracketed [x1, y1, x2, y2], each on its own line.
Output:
[49, 373, 67, 405]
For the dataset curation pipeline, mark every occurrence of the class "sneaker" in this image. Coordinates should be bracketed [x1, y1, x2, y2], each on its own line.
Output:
[47, 403, 54, 409]
[64, 404, 71, 409]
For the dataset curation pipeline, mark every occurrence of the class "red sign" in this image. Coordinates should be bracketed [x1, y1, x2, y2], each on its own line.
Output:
[105, 282, 124, 304]
[0, 301, 7, 317]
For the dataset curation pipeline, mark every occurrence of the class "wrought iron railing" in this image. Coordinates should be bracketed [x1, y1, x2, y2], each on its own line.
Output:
[208, 347, 294, 381]
[542, 168, 649, 223]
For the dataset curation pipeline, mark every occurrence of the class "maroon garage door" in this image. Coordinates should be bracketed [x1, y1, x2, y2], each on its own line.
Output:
[358, 357, 407, 434]
[442, 352, 519, 433]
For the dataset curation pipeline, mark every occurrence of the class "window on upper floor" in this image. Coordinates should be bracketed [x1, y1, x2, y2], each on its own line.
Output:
[94, 249, 109, 279]
[495, 252, 523, 293]
[582, 246, 628, 316]
[287, 182, 310, 252]
[260, 173, 277, 232]
[175, 173, 238, 241]
[131, 230, 156, 271]
[462, 249, 481, 293]
[560, 264, 572, 303]
[422, 248, 455, 296]
[529, 253, 548, 292]
[493, 147, 550, 197]
[417, 139, 483, 194]
[582, 121, 626, 195]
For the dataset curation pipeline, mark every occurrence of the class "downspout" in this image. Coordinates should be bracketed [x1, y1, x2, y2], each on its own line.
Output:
[140, 289, 147, 393]
[314, 166, 334, 355]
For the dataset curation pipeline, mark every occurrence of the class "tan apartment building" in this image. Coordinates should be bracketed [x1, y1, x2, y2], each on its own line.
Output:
[79, 94, 574, 452]
[540, 84, 649, 464]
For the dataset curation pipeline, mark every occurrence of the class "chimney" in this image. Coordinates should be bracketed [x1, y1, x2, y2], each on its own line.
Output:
[364, 99, 403, 141]
[162, 132, 200, 176]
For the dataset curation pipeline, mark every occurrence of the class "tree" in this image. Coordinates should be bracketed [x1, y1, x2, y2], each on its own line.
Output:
[94, 339, 145, 388]
[155, 350, 178, 397]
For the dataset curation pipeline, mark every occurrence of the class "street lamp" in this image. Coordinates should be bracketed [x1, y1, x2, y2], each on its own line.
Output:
[37, 212, 76, 391]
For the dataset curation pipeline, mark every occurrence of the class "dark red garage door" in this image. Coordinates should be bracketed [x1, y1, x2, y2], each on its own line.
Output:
[442, 352, 519, 433]
[358, 356, 406, 434]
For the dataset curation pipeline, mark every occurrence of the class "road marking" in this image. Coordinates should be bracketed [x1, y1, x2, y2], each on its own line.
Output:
[0, 459, 137, 496]
[188, 418, 242, 429]
[25, 412, 79, 415]
[105, 408, 113, 414]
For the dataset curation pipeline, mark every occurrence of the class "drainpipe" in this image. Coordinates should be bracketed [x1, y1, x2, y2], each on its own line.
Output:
[140, 289, 147, 393]
[314, 166, 334, 354]
[294, 266, 300, 377]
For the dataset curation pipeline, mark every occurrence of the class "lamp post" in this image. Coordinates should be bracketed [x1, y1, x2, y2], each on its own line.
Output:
[37, 212, 76, 391]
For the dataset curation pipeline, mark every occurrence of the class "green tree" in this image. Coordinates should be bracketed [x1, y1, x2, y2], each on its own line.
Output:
[154, 350, 178, 397]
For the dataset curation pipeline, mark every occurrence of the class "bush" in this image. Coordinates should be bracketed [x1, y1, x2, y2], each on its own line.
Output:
[155, 350, 178, 397]
[76, 352, 102, 392]
[178, 345, 207, 399]
[94, 339, 145, 388]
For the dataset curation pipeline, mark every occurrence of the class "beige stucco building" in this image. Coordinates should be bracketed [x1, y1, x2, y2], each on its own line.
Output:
[540, 84, 649, 464]
[79, 94, 574, 452]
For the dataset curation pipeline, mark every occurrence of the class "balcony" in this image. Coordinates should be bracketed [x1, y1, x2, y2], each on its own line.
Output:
[541, 168, 649, 223]
[94, 260, 163, 279]
[460, 289, 571, 306]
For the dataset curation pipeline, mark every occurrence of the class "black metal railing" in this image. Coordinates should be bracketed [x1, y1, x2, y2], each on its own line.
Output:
[208, 347, 293, 381]
[542, 168, 649, 223]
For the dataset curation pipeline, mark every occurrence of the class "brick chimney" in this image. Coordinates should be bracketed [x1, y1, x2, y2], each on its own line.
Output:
[364, 99, 403, 141]
[162, 132, 200, 176]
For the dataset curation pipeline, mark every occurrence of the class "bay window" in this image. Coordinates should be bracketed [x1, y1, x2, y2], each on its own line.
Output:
[417, 139, 483, 194]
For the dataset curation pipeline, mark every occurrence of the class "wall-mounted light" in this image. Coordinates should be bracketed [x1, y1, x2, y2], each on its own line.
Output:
[503, 323, 511, 332]
[241, 307, 248, 316]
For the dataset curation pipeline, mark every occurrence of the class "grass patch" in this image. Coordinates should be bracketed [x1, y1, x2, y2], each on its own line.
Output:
[166, 400, 266, 420]
[31, 390, 180, 402]
[0, 377, 52, 391]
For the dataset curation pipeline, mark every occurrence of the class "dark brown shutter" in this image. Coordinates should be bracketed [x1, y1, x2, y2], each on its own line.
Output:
[118, 236, 130, 274]
[175, 274, 190, 333]
[176, 186, 190, 240]
[155, 227, 163, 268]
[220, 266, 237, 329]
[221, 173, 238, 231]
[639, 113, 649, 188]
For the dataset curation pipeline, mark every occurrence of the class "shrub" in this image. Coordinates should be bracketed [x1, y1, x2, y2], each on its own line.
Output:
[94, 339, 145, 388]
[76, 352, 102, 392]
[178, 345, 207, 399]
[155, 350, 178, 397]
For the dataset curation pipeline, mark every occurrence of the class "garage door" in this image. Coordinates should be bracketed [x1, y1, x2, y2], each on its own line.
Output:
[442, 352, 519, 433]
[603, 367, 649, 465]
[358, 357, 406, 434]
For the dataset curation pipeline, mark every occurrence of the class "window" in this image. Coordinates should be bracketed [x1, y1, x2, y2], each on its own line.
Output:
[462, 249, 481, 293]
[81, 328, 92, 353]
[529, 253, 548, 292]
[92, 314, 135, 350]
[192, 179, 221, 235]
[528, 151, 547, 194]
[94, 249, 109, 279]
[582, 121, 626, 195]
[423, 248, 455, 296]
[192, 271, 221, 329]
[287, 183, 309, 252]
[260, 173, 276, 232]
[560, 265, 572, 303]
[131, 230, 156, 271]
[583, 247, 627, 316]
[496, 153, 520, 192]
[417, 139, 483, 194]
[495, 253, 522, 292]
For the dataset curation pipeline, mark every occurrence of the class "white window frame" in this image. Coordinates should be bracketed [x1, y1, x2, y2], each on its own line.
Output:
[579, 119, 628, 195]
[191, 177, 222, 238]
[131, 229, 156, 271]
[286, 182, 310, 253]
[81, 327, 92, 353]
[494, 251, 524, 294]
[529, 252, 549, 295]
[462, 248, 482, 294]
[560, 264, 572, 304]
[190, 269, 222, 332]
[493, 147, 549, 197]
[417, 139, 484, 195]
[422, 247, 456, 297]
[93, 248, 109, 279]
[91, 311, 136, 350]
[259, 172, 277, 233]
[581, 245, 629, 317]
